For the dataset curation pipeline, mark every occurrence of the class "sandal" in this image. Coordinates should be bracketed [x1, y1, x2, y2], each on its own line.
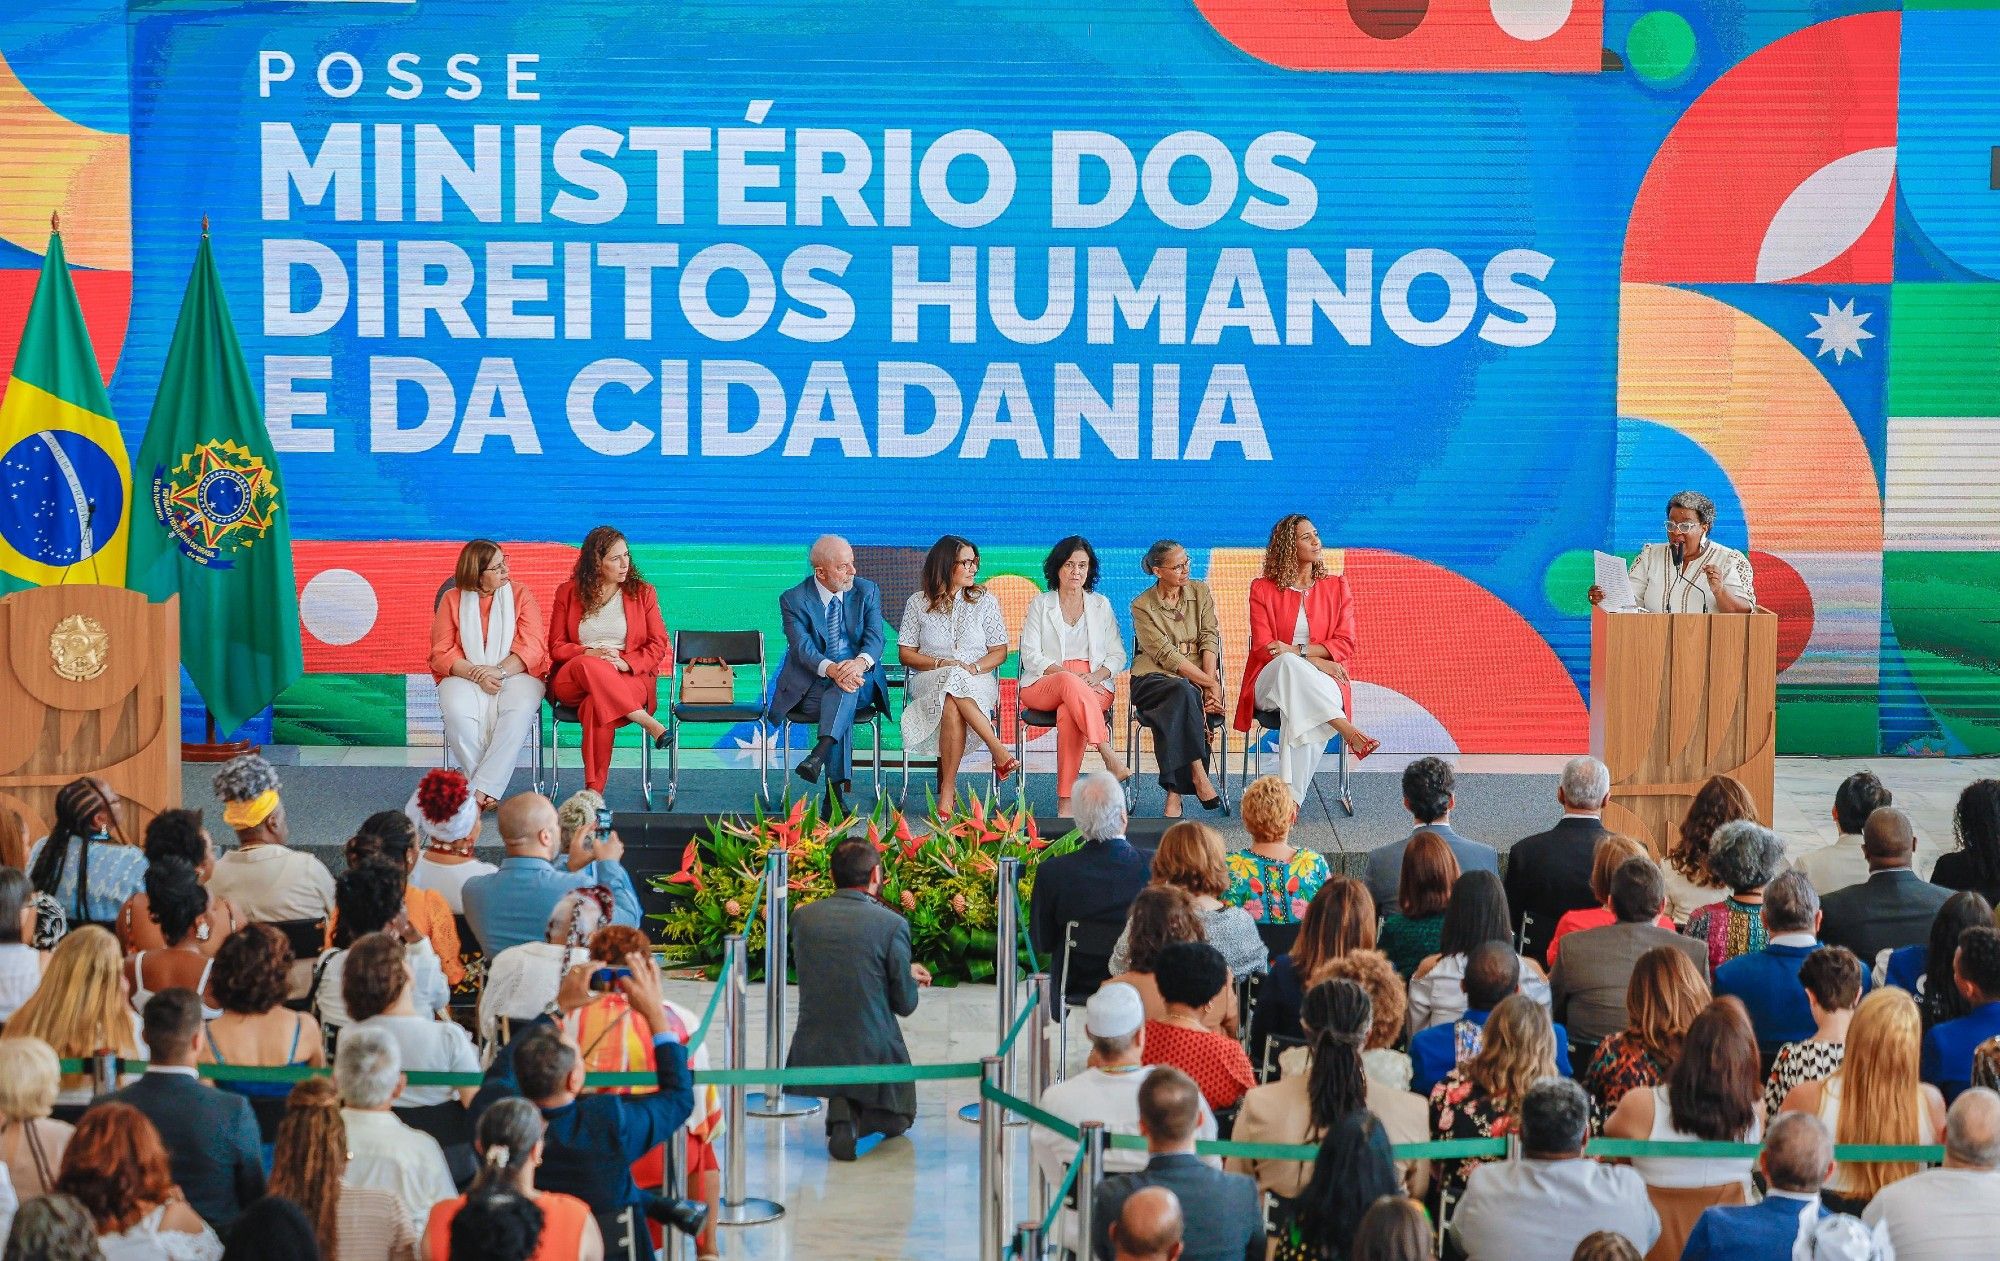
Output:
[994, 756, 1021, 783]
[1349, 733, 1380, 761]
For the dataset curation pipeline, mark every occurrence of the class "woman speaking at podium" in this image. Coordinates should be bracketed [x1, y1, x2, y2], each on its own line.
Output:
[1589, 491, 1757, 613]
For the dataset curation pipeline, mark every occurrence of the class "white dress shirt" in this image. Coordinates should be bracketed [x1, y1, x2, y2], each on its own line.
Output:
[342, 1107, 457, 1234]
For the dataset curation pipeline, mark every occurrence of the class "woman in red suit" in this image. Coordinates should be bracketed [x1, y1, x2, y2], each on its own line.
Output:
[1234, 514, 1378, 804]
[547, 525, 673, 793]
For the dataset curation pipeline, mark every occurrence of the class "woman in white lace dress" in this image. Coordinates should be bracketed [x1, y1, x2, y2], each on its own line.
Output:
[55, 1102, 222, 1261]
[897, 535, 1016, 808]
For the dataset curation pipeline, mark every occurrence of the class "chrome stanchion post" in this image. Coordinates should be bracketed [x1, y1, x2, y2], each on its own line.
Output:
[962, 856, 1024, 1123]
[747, 849, 820, 1117]
[716, 934, 784, 1227]
[1014, 1222, 1045, 1261]
[1073, 1121, 1106, 1261]
[1024, 970, 1054, 1223]
[978, 1055, 1008, 1261]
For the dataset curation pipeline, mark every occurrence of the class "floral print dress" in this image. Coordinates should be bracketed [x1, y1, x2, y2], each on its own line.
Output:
[1428, 1069, 1520, 1208]
[1225, 848, 1330, 924]
[1581, 1031, 1669, 1112]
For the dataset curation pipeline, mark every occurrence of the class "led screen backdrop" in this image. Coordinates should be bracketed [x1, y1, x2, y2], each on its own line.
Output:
[0, 0, 1995, 758]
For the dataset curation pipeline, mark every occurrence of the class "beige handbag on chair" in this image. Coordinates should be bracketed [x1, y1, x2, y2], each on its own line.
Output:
[680, 658, 735, 704]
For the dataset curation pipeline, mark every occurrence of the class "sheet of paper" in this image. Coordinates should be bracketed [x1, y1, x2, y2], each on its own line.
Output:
[1594, 551, 1639, 611]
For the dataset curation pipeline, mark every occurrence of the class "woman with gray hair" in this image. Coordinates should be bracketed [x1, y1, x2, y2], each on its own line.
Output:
[421, 1098, 603, 1260]
[476, 885, 614, 1056]
[1682, 820, 1790, 972]
[1589, 490, 1757, 614]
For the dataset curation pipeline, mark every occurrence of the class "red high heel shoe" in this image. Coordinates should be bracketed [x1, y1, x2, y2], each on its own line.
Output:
[994, 756, 1021, 782]
[1349, 734, 1380, 761]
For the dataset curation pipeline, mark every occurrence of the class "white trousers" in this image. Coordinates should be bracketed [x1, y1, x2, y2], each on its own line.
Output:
[1253, 653, 1345, 804]
[438, 673, 545, 799]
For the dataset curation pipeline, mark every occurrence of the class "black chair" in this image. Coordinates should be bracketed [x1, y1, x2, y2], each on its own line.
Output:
[1057, 917, 1128, 1007]
[1256, 921, 1301, 960]
[397, 1099, 477, 1189]
[1242, 707, 1352, 817]
[1123, 640, 1231, 815]
[879, 663, 1003, 805]
[1236, 971, 1263, 1055]
[453, 913, 482, 959]
[1013, 687, 1116, 811]
[1260, 1032, 1306, 1083]
[776, 682, 894, 804]
[269, 918, 327, 962]
[663, 629, 771, 808]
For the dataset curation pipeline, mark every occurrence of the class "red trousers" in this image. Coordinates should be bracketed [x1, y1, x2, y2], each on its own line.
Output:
[551, 655, 654, 791]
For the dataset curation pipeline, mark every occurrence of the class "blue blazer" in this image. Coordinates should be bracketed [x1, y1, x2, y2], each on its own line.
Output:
[1922, 1000, 2000, 1101]
[1715, 941, 1869, 1052]
[1681, 1193, 1827, 1261]
[767, 576, 888, 721]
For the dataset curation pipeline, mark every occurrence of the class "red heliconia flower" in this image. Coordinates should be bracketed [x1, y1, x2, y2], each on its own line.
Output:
[968, 795, 985, 827]
[866, 820, 885, 851]
[1024, 814, 1040, 843]
[666, 841, 703, 892]
[894, 813, 916, 845]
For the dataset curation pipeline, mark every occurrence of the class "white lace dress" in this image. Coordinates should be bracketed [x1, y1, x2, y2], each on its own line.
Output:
[897, 591, 1008, 758]
[98, 1205, 223, 1261]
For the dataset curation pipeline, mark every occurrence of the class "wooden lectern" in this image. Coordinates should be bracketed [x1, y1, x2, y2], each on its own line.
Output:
[0, 586, 181, 866]
[1590, 607, 1777, 856]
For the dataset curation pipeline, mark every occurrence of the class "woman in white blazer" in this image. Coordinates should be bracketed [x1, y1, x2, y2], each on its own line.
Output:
[1019, 537, 1133, 812]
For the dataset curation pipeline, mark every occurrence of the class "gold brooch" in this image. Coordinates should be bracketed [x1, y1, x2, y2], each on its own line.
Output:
[49, 613, 109, 682]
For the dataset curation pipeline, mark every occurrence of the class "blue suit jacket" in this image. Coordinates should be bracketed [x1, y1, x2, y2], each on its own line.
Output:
[767, 576, 888, 721]
[1681, 1193, 1827, 1261]
[1922, 1000, 2000, 1101]
[1715, 941, 1870, 1052]
[1410, 1005, 1572, 1098]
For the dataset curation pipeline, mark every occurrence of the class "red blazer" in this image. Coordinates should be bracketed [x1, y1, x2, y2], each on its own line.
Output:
[1234, 575, 1356, 731]
[547, 579, 673, 696]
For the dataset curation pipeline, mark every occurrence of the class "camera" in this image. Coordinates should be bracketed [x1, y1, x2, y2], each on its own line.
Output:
[643, 1193, 710, 1238]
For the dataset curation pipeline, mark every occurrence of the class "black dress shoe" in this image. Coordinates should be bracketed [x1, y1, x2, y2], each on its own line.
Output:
[795, 747, 826, 784]
[653, 728, 671, 750]
[1199, 794, 1223, 811]
[827, 1097, 857, 1161]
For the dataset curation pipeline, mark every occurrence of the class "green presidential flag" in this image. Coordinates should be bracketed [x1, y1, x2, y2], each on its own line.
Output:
[128, 232, 301, 733]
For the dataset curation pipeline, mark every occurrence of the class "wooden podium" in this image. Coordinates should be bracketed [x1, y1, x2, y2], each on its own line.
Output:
[1589, 607, 1777, 856]
[0, 586, 181, 867]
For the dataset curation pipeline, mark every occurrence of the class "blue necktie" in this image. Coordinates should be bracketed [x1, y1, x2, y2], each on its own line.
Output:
[828, 595, 848, 659]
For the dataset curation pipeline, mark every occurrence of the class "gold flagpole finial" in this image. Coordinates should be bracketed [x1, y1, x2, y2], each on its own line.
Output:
[202, 214, 210, 237]
[50, 210, 59, 233]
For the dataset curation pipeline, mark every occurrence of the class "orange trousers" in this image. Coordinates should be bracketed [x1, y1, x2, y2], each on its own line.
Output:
[1018, 660, 1113, 797]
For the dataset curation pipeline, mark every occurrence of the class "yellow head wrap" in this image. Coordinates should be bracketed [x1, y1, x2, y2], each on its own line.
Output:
[221, 790, 279, 831]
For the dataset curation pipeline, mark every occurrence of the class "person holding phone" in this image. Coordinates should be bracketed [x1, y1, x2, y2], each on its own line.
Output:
[462, 792, 639, 958]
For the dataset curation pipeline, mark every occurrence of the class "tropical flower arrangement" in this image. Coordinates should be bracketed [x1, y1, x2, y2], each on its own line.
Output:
[651, 791, 1081, 986]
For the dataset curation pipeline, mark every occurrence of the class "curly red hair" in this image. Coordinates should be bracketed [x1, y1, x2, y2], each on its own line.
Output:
[415, 768, 471, 823]
[55, 1102, 177, 1233]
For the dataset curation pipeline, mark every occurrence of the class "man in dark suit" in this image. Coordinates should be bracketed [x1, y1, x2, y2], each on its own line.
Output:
[1504, 756, 1613, 964]
[1714, 871, 1866, 1054]
[1681, 1112, 1833, 1261]
[1091, 1067, 1262, 1261]
[767, 535, 889, 803]
[99, 987, 264, 1232]
[1820, 806, 1952, 968]
[1028, 772, 1152, 969]
[1551, 857, 1710, 1046]
[789, 837, 927, 1160]
[1365, 757, 1499, 909]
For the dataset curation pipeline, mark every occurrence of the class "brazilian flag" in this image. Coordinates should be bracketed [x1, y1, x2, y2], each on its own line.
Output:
[0, 227, 130, 593]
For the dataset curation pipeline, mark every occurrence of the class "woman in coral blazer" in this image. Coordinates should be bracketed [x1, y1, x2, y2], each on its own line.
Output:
[547, 526, 672, 793]
[1234, 514, 1377, 803]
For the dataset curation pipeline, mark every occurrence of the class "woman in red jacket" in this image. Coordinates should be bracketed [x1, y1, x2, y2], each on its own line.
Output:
[547, 526, 672, 793]
[1234, 514, 1377, 803]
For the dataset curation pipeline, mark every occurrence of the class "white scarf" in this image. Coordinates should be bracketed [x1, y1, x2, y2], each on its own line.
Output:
[460, 582, 516, 667]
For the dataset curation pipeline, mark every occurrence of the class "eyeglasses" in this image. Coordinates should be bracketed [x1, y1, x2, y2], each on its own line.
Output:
[1664, 521, 1704, 534]
[956, 558, 980, 569]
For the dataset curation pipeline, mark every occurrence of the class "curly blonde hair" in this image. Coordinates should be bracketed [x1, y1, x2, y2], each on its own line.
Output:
[557, 789, 606, 847]
[1261, 514, 1327, 585]
[1239, 776, 1298, 846]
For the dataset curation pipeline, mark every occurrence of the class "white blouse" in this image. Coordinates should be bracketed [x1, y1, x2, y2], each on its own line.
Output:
[1628, 540, 1756, 613]
[1018, 590, 1126, 682]
[577, 597, 628, 649]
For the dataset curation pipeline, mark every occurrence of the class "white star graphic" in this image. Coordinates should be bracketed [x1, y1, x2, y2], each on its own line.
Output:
[1806, 298, 1875, 365]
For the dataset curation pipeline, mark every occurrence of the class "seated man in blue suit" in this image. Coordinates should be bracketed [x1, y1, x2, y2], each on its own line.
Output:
[1923, 925, 2000, 1101]
[768, 535, 888, 803]
[1681, 1111, 1832, 1261]
[1411, 941, 1570, 1097]
[1714, 871, 1868, 1055]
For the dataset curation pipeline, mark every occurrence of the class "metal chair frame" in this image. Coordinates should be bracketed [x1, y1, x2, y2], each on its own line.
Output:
[542, 695, 660, 808]
[1012, 683, 1116, 811]
[662, 629, 772, 809]
[775, 694, 892, 804]
[884, 663, 1006, 806]
[1240, 707, 1352, 816]
[1121, 641, 1231, 815]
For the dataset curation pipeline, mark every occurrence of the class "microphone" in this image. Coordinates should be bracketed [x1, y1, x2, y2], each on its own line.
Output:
[1671, 539, 1684, 569]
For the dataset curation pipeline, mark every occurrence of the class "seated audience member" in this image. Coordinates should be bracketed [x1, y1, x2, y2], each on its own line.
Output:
[1248, 877, 1374, 1066]
[1681, 1111, 1834, 1261]
[1662, 775, 1754, 923]
[0, 1038, 72, 1196]
[1451, 1078, 1659, 1261]
[1428, 993, 1559, 1207]
[1880, 890, 1990, 1029]
[1413, 941, 1571, 1098]
[341, 812, 463, 985]
[1364, 757, 1498, 909]
[474, 952, 698, 1257]
[1091, 1067, 1263, 1261]
[1109, 886, 1211, 1028]
[788, 839, 926, 1160]
[547, 524, 674, 795]
[425, 1097, 603, 1261]
[1141, 942, 1254, 1113]
[1780, 987, 1946, 1215]
[1312, 949, 1412, 1093]
[55, 1102, 223, 1259]
[1272, 1111, 1400, 1261]
[1027, 772, 1151, 968]
[0, 870, 39, 1024]
[205, 755, 336, 926]
[1032, 985, 1217, 1255]
[461, 794, 639, 959]
[343, 932, 479, 1109]
[266, 1077, 423, 1261]
[1603, 998, 1764, 1261]
[1377, 832, 1459, 979]
[406, 770, 498, 916]
[98, 989, 264, 1233]
[1922, 924, 2000, 1101]
[1110, 822, 1267, 980]
[1109, 1186, 1183, 1261]
[1545, 834, 1671, 966]
[1569, 1233, 1640, 1261]
[1796, 772, 1894, 898]
[445, 1190, 542, 1261]
[1225, 775, 1330, 926]
[1862, 1085, 2000, 1258]
[1820, 806, 1953, 966]
[117, 808, 245, 957]
[1, 925, 140, 1105]
[1681, 820, 1789, 973]
[123, 859, 219, 1017]
[1765, 946, 1862, 1117]
[479, 888, 612, 1051]
[334, 1026, 457, 1234]
[1504, 755, 1615, 965]
[198, 925, 326, 1113]
[1347, 1197, 1432, 1261]
[1931, 778, 2000, 906]
[2, 1192, 101, 1261]
[1579, 945, 1708, 1113]
[219, 1197, 319, 1261]
[1551, 857, 1709, 1049]
[1230, 980, 1427, 1203]
[1714, 870, 1846, 1054]
[1409, 871, 1551, 1030]
[27, 777, 147, 931]
[313, 861, 451, 1038]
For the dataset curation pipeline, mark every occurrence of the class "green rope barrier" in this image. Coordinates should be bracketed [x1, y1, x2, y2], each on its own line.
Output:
[59, 1057, 984, 1089]
[995, 986, 1042, 1057]
[1037, 1139, 1084, 1238]
[688, 941, 733, 1053]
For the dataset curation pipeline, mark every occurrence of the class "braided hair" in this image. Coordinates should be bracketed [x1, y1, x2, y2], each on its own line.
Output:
[30, 777, 127, 919]
[1301, 978, 1373, 1134]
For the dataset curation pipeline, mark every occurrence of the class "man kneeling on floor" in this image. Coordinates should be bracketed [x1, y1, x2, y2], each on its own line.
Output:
[790, 836, 931, 1159]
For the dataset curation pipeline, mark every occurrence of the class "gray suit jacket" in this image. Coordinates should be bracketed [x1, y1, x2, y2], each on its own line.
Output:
[1366, 823, 1501, 910]
[1821, 869, 1955, 968]
[99, 1070, 265, 1233]
[1092, 1153, 1264, 1261]
[1551, 921, 1710, 1046]
[788, 888, 920, 1116]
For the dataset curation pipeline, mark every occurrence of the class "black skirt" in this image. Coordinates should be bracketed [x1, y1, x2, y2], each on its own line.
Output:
[1130, 672, 1214, 794]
